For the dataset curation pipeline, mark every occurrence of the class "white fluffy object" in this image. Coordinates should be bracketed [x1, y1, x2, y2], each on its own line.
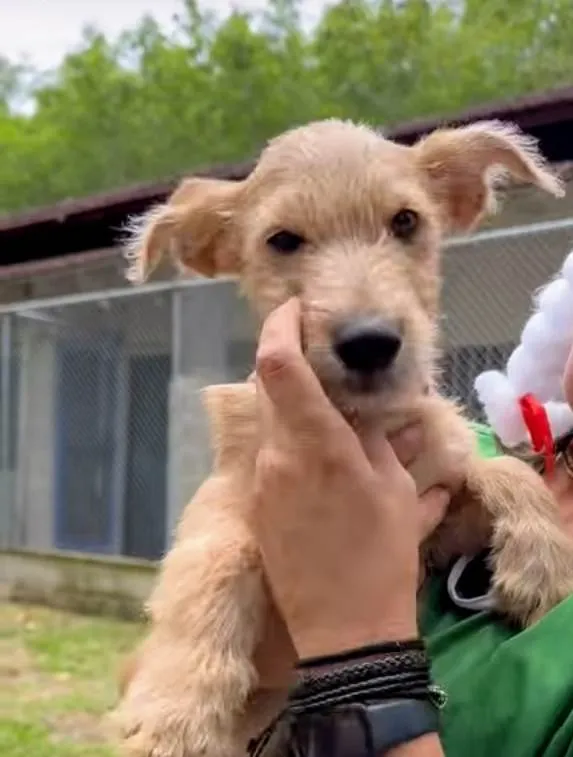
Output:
[474, 250, 573, 448]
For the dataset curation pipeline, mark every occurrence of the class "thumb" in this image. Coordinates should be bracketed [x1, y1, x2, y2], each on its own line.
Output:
[360, 427, 398, 472]
[256, 298, 342, 437]
[361, 423, 426, 474]
[418, 486, 451, 542]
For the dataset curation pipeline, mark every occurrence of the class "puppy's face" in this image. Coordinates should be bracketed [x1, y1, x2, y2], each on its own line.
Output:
[126, 119, 562, 418]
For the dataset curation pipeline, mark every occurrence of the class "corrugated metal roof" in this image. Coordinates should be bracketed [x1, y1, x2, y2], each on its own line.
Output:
[386, 85, 573, 142]
[1, 85, 573, 263]
[0, 159, 254, 235]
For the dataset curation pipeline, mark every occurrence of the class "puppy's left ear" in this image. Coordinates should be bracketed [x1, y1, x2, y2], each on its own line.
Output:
[415, 121, 564, 232]
[124, 177, 244, 284]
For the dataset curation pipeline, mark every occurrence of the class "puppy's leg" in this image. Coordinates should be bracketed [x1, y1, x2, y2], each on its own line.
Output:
[465, 455, 573, 626]
[113, 382, 290, 757]
[113, 475, 266, 757]
[407, 396, 573, 623]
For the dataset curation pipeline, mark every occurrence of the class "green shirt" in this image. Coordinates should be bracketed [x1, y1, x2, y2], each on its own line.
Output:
[421, 422, 573, 756]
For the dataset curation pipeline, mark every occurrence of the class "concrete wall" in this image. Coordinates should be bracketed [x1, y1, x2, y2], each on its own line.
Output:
[167, 281, 256, 538]
[12, 322, 57, 550]
[0, 548, 155, 620]
[0, 472, 16, 548]
[0, 249, 122, 305]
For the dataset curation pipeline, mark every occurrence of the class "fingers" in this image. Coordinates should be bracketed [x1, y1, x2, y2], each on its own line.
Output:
[255, 299, 343, 436]
[388, 423, 425, 468]
[418, 486, 451, 541]
[362, 422, 426, 476]
[366, 421, 450, 542]
[255, 373, 281, 447]
[364, 421, 451, 541]
[360, 428, 397, 471]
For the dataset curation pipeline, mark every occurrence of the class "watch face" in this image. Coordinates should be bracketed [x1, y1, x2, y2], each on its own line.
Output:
[249, 700, 440, 757]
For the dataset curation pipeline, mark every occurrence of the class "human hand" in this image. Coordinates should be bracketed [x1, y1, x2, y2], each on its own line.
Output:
[251, 422, 449, 686]
[253, 298, 450, 661]
[386, 424, 452, 547]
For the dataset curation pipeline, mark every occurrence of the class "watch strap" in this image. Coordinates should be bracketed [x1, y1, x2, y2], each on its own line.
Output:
[299, 698, 440, 757]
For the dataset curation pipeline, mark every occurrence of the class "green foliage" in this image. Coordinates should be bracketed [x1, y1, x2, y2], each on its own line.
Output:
[0, 0, 572, 214]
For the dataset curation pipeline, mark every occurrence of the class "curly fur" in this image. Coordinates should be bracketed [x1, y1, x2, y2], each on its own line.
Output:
[112, 118, 573, 757]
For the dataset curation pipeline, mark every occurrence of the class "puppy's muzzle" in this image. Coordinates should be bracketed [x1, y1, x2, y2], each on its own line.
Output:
[333, 316, 402, 376]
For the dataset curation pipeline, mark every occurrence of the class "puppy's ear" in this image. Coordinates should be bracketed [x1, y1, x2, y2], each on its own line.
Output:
[416, 121, 564, 232]
[124, 177, 243, 283]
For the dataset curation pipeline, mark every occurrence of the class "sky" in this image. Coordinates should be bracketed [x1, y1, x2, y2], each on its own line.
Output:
[1, 0, 327, 70]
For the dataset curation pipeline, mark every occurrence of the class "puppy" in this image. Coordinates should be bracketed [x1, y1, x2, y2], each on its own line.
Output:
[113, 119, 573, 757]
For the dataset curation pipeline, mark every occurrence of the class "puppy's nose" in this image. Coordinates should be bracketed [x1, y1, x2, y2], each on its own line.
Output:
[333, 317, 402, 374]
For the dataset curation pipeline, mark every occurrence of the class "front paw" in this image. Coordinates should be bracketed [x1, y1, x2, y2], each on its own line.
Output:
[465, 454, 573, 627]
[112, 646, 258, 757]
[114, 696, 238, 757]
[491, 531, 573, 627]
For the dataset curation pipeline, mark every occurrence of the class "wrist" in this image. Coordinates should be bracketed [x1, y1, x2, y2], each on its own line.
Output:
[293, 606, 418, 660]
[387, 733, 444, 756]
[247, 641, 442, 757]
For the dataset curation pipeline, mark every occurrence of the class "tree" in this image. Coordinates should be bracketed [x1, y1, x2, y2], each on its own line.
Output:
[0, 0, 572, 214]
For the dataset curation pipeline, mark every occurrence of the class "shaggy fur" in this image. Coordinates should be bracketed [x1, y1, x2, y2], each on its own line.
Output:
[113, 119, 573, 757]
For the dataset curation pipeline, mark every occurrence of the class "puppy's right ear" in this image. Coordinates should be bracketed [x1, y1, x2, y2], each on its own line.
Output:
[124, 177, 243, 284]
[415, 121, 564, 232]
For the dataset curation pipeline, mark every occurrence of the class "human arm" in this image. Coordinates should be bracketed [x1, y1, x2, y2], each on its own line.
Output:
[388, 734, 444, 757]
[251, 298, 449, 757]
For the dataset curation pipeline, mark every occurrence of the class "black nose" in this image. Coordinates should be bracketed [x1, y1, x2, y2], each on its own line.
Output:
[333, 317, 402, 374]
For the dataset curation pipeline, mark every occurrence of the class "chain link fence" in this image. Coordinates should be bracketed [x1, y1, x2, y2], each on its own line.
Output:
[1, 218, 572, 558]
[0, 278, 256, 558]
[441, 218, 573, 416]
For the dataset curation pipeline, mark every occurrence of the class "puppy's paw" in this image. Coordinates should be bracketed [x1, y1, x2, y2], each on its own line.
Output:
[465, 454, 573, 627]
[114, 696, 239, 757]
[491, 530, 573, 627]
[113, 645, 258, 757]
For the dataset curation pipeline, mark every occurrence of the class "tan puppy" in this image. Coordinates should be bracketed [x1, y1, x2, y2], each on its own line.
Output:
[113, 119, 573, 757]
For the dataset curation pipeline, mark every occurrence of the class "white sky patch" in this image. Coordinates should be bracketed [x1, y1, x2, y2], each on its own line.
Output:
[1, 0, 327, 70]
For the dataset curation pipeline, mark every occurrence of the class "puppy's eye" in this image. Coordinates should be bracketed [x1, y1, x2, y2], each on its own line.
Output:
[267, 230, 305, 254]
[390, 209, 419, 240]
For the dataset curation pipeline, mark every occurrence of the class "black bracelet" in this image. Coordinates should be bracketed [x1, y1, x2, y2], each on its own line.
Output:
[290, 648, 435, 714]
[297, 639, 424, 670]
[247, 641, 445, 757]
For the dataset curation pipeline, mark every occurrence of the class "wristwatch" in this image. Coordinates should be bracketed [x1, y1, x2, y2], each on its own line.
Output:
[297, 698, 441, 757]
[248, 640, 443, 757]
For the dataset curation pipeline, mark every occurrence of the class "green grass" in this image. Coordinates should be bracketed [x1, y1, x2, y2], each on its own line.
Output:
[0, 603, 143, 757]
